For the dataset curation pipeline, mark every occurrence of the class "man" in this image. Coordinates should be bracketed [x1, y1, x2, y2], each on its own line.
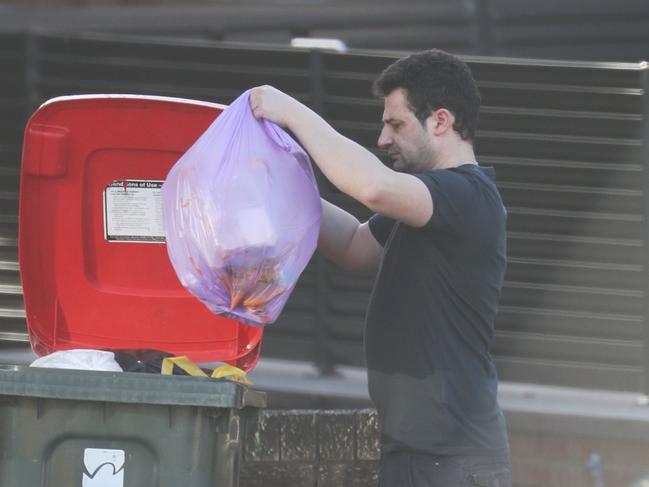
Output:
[250, 49, 511, 487]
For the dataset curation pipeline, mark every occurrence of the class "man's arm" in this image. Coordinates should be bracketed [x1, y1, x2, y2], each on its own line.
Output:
[318, 199, 383, 272]
[249, 86, 433, 228]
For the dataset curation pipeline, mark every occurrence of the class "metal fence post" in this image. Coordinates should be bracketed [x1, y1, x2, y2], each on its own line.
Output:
[475, 0, 494, 56]
[25, 32, 40, 115]
[642, 62, 649, 396]
[308, 48, 336, 376]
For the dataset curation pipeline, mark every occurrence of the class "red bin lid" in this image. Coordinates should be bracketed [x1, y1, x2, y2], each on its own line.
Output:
[18, 95, 263, 371]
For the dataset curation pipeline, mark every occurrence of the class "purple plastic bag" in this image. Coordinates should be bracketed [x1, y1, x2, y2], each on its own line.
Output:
[162, 90, 321, 326]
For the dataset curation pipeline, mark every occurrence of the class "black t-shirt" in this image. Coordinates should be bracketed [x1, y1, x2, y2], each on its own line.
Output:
[366, 164, 509, 456]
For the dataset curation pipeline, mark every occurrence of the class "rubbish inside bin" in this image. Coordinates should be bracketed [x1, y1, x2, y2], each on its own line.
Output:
[29, 349, 123, 372]
[162, 90, 321, 327]
[112, 350, 250, 383]
[112, 349, 193, 374]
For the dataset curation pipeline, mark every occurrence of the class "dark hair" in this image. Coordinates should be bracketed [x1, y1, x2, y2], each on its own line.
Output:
[372, 49, 481, 142]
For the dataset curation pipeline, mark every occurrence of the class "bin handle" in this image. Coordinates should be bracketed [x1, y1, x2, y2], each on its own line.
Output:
[161, 356, 250, 384]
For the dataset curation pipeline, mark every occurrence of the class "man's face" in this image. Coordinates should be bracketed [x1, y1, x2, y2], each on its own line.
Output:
[377, 88, 435, 173]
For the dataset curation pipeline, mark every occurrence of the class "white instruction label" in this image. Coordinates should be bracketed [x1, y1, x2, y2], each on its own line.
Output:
[103, 180, 165, 243]
[82, 448, 125, 487]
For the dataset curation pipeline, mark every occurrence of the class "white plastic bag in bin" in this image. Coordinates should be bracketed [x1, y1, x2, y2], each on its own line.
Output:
[30, 349, 123, 372]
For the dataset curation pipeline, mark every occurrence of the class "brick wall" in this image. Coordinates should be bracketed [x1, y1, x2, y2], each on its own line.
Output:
[241, 409, 649, 487]
[241, 409, 379, 487]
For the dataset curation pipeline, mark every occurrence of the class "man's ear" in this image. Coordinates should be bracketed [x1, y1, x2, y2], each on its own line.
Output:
[429, 109, 454, 136]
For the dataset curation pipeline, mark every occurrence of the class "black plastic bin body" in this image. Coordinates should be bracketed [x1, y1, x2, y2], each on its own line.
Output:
[0, 365, 265, 486]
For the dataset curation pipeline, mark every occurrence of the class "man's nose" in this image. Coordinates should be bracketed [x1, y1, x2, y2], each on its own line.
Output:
[377, 127, 391, 149]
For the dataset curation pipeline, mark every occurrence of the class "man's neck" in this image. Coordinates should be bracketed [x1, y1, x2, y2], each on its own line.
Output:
[433, 143, 477, 170]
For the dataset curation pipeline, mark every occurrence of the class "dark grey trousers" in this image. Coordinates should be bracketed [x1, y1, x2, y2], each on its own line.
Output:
[378, 451, 512, 487]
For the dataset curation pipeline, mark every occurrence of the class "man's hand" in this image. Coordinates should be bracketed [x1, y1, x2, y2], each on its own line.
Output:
[249, 85, 299, 128]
